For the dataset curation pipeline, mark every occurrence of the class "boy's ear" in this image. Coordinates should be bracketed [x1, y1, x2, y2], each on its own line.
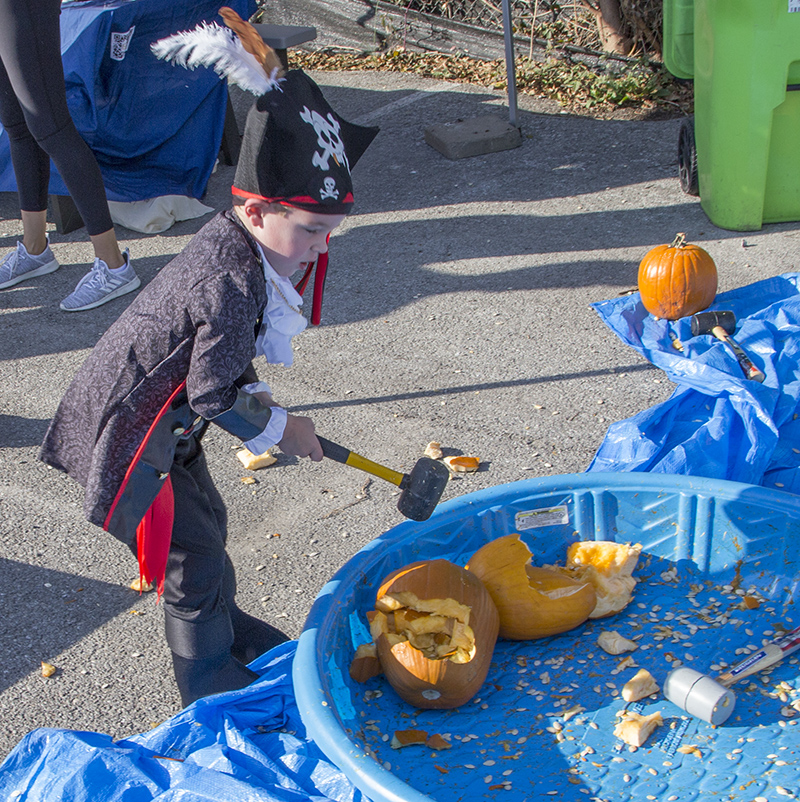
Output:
[242, 198, 267, 227]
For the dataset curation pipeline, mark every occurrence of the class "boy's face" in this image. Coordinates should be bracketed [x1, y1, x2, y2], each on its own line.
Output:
[247, 202, 346, 277]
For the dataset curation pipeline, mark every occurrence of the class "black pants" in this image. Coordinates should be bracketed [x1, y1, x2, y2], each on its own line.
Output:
[0, 0, 113, 234]
[161, 432, 238, 660]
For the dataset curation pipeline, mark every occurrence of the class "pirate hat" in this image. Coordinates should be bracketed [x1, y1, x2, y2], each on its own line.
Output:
[152, 10, 377, 213]
[233, 70, 378, 214]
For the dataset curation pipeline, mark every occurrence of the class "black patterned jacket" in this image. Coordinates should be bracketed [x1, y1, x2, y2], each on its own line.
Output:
[40, 210, 271, 545]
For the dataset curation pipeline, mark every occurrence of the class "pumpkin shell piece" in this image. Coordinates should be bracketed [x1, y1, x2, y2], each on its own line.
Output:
[349, 642, 382, 683]
[466, 534, 596, 640]
[374, 559, 499, 709]
[637, 233, 718, 320]
[560, 540, 642, 618]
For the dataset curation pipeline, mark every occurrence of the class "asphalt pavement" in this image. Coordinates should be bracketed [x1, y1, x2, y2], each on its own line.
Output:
[1, 68, 799, 761]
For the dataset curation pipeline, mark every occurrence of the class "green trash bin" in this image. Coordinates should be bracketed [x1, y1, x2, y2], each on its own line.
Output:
[664, 0, 800, 231]
[662, 0, 694, 80]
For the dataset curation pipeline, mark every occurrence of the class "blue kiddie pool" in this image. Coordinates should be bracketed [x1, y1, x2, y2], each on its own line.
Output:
[294, 474, 800, 801]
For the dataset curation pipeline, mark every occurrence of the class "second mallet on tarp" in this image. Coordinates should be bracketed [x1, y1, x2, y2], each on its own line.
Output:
[664, 624, 800, 724]
[690, 309, 766, 382]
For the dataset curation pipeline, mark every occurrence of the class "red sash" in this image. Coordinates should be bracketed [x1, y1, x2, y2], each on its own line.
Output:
[104, 381, 187, 596]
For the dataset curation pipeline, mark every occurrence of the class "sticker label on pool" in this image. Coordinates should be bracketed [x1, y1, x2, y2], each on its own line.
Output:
[515, 505, 569, 529]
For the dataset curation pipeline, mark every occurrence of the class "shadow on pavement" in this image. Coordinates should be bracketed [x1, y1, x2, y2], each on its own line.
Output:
[289, 361, 657, 413]
[0, 558, 135, 695]
[0, 414, 50, 448]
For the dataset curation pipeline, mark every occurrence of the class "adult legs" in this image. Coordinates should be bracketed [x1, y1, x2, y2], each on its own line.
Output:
[0, 0, 125, 269]
[0, 22, 49, 257]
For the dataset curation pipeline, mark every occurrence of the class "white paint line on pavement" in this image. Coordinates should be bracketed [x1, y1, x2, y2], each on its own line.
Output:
[353, 84, 455, 126]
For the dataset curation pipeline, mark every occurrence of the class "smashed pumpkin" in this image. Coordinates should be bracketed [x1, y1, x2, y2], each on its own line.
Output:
[637, 233, 717, 320]
[549, 540, 642, 618]
[466, 534, 596, 640]
[370, 559, 499, 709]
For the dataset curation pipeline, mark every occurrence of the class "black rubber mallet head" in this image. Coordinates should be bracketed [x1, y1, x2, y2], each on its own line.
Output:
[690, 310, 765, 382]
[316, 436, 450, 521]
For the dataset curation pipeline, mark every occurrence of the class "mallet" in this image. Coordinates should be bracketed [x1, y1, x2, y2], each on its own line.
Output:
[663, 624, 800, 724]
[690, 310, 766, 383]
[317, 436, 450, 521]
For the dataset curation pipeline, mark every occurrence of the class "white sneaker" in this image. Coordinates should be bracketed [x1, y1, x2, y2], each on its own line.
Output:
[0, 240, 59, 289]
[60, 249, 140, 312]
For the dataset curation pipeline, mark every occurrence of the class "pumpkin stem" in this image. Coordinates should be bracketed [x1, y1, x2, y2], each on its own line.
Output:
[670, 233, 687, 249]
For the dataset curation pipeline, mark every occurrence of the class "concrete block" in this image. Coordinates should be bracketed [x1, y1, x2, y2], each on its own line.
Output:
[424, 115, 522, 160]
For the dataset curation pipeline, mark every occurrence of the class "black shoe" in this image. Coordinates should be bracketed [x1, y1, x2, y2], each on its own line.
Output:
[229, 608, 290, 665]
[171, 651, 259, 707]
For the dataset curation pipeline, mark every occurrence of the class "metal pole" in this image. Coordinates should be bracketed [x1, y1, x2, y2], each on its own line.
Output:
[501, 0, 519, 128]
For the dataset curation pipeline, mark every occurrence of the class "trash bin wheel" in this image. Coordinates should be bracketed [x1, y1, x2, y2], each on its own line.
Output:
[678, 117, 699, 196]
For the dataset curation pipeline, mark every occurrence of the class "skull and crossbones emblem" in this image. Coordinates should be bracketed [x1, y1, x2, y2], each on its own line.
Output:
[299, 106, 350, 173]
[319, 177, 339, 200]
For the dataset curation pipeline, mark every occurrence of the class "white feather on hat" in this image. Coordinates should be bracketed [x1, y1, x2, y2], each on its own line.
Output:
[151, 21, 282, 97]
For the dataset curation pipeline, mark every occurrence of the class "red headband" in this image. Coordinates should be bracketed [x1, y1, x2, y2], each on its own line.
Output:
[231, 185, 354, 211]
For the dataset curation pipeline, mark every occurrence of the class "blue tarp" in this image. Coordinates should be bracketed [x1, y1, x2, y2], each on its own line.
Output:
[0, 643, 363, 802]
[587, 272, 800, 493]
[0, 0, 255, 203]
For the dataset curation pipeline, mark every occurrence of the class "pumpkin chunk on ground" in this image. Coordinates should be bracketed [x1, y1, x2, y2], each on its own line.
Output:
[613, 710, 663, 747]
[622, 668, 660, 702]
[425, 733, 451, 750]
[349, 642, 382, 683]
[597, 630, 638, 655]
[391, 729, 429, 748]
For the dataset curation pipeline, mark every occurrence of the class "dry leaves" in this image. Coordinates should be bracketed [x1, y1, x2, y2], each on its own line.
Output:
[293, 49, 692, 115]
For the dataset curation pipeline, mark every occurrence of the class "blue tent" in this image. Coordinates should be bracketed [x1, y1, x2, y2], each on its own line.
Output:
[0, 0, 255, 202]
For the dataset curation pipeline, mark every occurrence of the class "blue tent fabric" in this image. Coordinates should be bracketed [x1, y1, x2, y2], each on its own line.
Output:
[587, 273, 800, 493]
[0, 0, 255, 203]
[0, 643, 364, 802]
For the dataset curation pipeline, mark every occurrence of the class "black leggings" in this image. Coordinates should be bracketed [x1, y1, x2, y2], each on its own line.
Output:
[0, 0, 113, 235]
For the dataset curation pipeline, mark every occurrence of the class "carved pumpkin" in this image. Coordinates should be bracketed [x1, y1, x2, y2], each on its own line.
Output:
[370, 559, 499, 709]
[466, 534, 596, 640]
[637, 233, 717, 320]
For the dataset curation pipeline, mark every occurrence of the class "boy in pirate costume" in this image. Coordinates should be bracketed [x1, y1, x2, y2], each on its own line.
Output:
[39, 11, 378, 707]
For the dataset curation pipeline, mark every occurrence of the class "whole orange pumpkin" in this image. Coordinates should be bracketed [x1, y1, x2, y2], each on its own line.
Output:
[637, 233, 717, 320]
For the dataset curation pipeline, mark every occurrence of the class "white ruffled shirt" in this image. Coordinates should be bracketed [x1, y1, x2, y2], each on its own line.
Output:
[242, 245, 308, 455]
